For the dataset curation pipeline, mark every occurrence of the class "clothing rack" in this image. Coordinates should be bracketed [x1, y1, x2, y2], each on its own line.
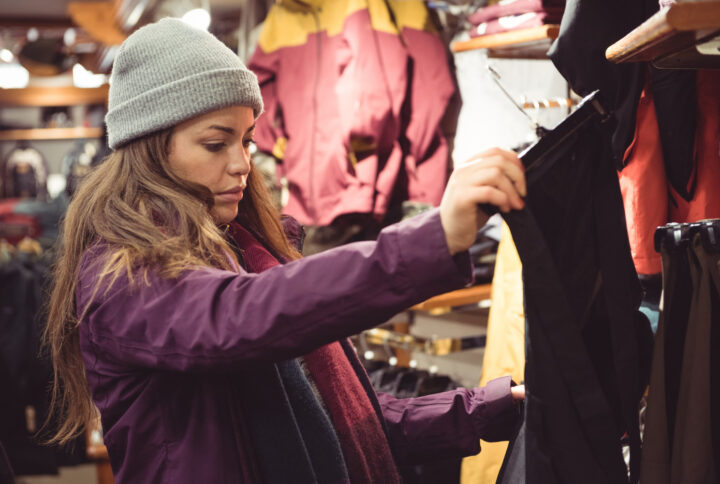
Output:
[520, 97, 577, 109]
[654, 219, 720, 252]
[360, 328, 486, 356]
[642, 218, 720, 482]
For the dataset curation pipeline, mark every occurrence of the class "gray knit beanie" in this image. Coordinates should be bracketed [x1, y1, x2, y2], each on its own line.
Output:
[105, 18, 263, 149]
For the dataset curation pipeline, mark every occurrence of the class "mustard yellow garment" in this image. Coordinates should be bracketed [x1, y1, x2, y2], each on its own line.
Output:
[461, 223, 525, 484]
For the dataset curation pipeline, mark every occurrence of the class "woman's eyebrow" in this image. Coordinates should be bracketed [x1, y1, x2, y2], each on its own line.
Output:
[245, 124, 256, 135]
[207, 125, 235, 135]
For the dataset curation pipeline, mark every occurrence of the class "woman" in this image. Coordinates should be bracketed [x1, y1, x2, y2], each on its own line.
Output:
[46, 18, 527, 483]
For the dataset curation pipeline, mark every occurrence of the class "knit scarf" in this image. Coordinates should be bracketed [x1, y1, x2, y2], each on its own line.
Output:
[229, 222, 401, 484]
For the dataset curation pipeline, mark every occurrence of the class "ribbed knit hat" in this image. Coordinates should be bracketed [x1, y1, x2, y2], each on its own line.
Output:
[105, 18, 263, 149]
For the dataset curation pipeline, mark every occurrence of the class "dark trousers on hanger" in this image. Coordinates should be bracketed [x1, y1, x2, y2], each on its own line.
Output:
[639, 243, 694, 484]
[642, 236, 719, 483]
[497, 120, 651, 484]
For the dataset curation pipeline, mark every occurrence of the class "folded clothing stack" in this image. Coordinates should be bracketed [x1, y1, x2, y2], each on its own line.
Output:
[468, 0, 565, 37]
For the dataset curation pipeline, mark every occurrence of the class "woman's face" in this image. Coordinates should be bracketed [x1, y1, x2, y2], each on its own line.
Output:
[168, 106, 255, 224]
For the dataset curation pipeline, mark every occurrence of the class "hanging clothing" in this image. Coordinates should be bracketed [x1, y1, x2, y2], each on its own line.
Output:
[249, 0, 453, 225]
[2, 145, 49, 201]
[618, 70, 720, 275]
[667, 70, 720, 225]
[641, 230, 719, 484]
[384, 0, 454, 210]
[469, 0, 565, 25]
[496, 115, 651, 484]
[0, 195, 69, 249]
[639, 237, 693, 484]
[461, 223, 525, 484]
[650, 68, 697, 202]
[618, 84, 668, 276]
[0, 252, 88, 476]
[548, 0, 656, 168]
[78, 210, 520, 483]
[249, 0, 405, 225]
[470, 11, 564, 37]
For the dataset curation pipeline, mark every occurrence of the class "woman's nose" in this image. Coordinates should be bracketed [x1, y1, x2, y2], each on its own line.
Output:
[228, 145, 251, 177]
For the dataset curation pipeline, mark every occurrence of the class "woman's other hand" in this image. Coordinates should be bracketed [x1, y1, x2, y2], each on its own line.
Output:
[440, 148, 526, 255]
[511, 384, 526, 401]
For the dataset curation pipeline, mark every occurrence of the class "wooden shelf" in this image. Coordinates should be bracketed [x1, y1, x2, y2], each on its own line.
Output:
[606, 1, 720, 68]
[0, 85, 108, 107]
[411, 284, 492, 312]
[68, 1, 127, 46]
[452, 25, 560, 59]
[0, 127, 104, 141]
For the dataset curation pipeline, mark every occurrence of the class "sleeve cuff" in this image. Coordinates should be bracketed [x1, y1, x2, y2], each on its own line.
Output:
[472, 376, 521, 442]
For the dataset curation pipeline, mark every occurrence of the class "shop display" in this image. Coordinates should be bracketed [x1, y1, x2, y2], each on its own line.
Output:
[0, 1, 718, 483]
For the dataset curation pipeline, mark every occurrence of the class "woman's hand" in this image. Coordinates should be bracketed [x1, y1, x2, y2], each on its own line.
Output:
[440, 147, 526, 255]
[511, 384, 525, 401]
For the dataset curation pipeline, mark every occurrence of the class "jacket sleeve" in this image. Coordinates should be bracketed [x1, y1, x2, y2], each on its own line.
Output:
[377, 376, 520, 465]
[78, 210, 472, 372]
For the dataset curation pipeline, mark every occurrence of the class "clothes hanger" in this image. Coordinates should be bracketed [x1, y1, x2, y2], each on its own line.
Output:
[654, 222, 693, 253]
[487, 64, 551, 139]
[478, 89, 611, 217]
[521, 97, 578, 110]
[699, 220, 720, 253]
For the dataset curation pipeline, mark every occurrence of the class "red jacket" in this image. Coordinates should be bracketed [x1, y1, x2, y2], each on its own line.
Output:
[249, 0, 454, 225]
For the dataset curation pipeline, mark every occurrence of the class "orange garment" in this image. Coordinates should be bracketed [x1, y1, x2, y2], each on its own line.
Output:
[619, 70, 720, 276]
[618, 85, 668, 276]
[668, 70, 720, 224]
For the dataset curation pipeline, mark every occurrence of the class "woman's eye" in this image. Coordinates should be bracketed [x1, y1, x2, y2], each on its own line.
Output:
[243, 138, 255, 149]
[203, 143, 226, 153]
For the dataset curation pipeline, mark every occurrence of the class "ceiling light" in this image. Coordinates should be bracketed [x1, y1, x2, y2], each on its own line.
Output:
[0, 63, 29, 89]
[0, 49, 13, 63]
[181, 8, 211, 30]
[73, 63, 107, 88]
[27, 28, 39, 42]
[64, 28, 77, 46]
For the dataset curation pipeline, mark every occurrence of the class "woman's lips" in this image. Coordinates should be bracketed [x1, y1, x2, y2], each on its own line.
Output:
[216, 187, 244, 203]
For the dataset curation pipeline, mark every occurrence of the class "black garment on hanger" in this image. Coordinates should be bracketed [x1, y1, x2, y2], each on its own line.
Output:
[496, 100, 651, 484]
[650, 68, 698, 201]
[0, 441, 13, 484]
[0, 254, 89, 476]
[548, 0, 657, 169]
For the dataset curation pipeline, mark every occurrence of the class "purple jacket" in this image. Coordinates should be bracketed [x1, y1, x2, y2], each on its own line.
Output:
[77, 210, 518, 483]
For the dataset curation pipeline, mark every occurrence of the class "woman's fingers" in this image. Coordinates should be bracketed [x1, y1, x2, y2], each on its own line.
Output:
[460, 153, 526, 199]
[466, 185, 511, 214]
[463, 165, 525, 211]
[462, 147, 524, 174]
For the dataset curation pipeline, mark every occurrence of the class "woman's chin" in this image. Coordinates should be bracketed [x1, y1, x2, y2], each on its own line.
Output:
[211, 205, 239, 225]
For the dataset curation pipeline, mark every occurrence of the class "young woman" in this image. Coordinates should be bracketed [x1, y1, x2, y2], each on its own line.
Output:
[46, 18, 527, 484]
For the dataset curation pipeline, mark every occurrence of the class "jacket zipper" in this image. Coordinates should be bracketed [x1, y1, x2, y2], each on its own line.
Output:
[309, 6, 321, 224]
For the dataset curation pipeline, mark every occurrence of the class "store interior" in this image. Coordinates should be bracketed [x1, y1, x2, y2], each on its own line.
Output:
[1, 0, 719, 483]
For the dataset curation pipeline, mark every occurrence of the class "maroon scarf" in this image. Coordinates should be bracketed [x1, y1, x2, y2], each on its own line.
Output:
[229, 222, 401, 483]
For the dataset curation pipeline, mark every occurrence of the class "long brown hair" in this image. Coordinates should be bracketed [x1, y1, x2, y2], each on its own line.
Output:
[45, 128, 299, 445]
